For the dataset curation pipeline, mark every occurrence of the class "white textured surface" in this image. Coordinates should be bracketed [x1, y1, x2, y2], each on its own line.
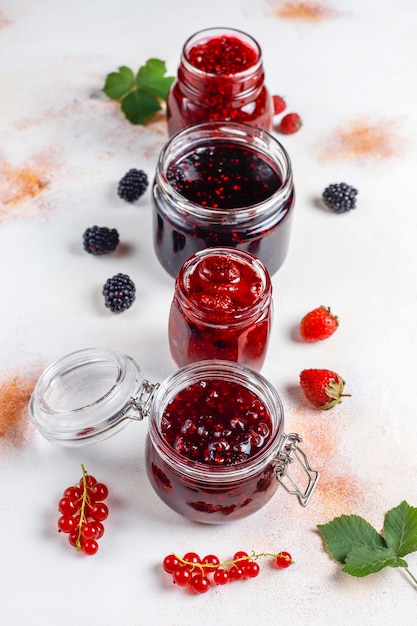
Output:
[1, 1, 417, 624]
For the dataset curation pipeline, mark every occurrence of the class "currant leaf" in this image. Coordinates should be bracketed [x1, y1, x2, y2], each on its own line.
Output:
[342, 545, 407, 577]
[317, 514, 386, 564]
[384, 500, 417, 557]
[103, 66, 135, 100]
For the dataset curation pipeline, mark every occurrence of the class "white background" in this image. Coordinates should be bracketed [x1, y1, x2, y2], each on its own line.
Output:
[1, 1, 416, 624]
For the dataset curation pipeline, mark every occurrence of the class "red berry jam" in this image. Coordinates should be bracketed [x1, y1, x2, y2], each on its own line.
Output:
[169, 247, 273, 370]
[167, 28, 273, 136]
[161, 379, 272, 464]
[153, 121, 295, 278]
[145, 363, 285, 524]
[166, 143, 280, 209]
[187, 34, 258, 74]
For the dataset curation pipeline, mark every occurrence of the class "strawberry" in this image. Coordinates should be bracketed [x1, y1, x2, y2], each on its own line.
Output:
[279, 112, 302, 134]
[299, 369, 349, 410]
[272, 95, 287, 115]
[299, 306, 338, 342]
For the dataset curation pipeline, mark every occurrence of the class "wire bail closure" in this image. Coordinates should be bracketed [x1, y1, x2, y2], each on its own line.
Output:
[273, 433, 320, 507]
[127, 380, 160, 421]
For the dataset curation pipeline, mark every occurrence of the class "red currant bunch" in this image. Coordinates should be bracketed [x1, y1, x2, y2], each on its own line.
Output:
[162, 550, 294, 593]
[57, 464, 109, 555]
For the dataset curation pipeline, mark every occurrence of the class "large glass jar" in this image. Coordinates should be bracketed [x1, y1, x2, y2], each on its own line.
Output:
[167, 27, 273, 136]
[168, 247, 273, 371]
[153, 121, 295, 278]
[29, 349, 319, 524]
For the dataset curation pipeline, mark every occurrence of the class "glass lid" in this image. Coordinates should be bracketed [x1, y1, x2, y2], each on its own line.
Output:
[29, 348, 144, 446]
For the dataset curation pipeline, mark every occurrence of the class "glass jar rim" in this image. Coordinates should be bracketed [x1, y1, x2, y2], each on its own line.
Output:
[181, 27, 263, 79]
[147, 359, 285, 483]
[154, 121, 294, 226]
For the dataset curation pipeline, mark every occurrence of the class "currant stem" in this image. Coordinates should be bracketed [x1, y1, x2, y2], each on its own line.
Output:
[173, 551, 293, 572]
[404, 567, 417, 586]
[75, 463, 90, 551]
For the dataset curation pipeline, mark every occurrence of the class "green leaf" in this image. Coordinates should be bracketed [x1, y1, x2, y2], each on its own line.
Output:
[384, 500, 417, 557]
[136, 58, 175, 100]
[103, 66, 135, 100]
[121, 90, 161, 125]
[342, 545, 408, 577]
[103, 58, 174, 126]
[317, 514, 386, 564]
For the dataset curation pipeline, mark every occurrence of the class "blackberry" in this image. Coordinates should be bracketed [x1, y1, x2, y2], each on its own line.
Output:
[322, 182, 358, 213]
[103, 273, 136, 313]
[83, 225, 119, 255]
[117, 168, 149, 202]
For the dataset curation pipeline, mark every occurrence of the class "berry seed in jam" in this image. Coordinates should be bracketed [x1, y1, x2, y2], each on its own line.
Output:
[161, 379, 272, 465]
[168, 247, 273, 370]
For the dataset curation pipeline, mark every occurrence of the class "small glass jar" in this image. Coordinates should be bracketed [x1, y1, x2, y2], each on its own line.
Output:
[168, 247, 273, 371]
[153, 121, 295, 278]
[167, 27, 273, 136]
[29, 348, 319, 524]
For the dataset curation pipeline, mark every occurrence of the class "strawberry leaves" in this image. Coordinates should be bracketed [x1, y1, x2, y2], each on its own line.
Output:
[103, 59, 175, 125]
[317, 501, 417, 584]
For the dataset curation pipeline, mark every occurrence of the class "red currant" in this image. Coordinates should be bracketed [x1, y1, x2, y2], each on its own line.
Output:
[173, 565, 192, 587]
[81, 522, 99, 540]
[201, 554, 220, 573]
[213, 568, 229, 585]
[82, 539, 99, 555]
[163, 554, 180, 574]
[90, 482, 108, 501]
[190, 574, 210, 594]
[243, 560, 260, 578]
[58, 497, 78, 516]
[182, 552, 201, 566]
[233, 550, 248, 561]
[228, 564, 245, 581]
[68, 532, 80, 548]
[63, 486, 82, 500]
[58, 515, 78, 534]
[90, 502, 109, 522]
[95, 522, 105, 539]
[275, 551, 293, 568]
[80, 474, 97, 488]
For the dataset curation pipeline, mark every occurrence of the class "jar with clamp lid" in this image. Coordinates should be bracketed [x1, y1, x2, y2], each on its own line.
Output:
[29, 348, 319, 524]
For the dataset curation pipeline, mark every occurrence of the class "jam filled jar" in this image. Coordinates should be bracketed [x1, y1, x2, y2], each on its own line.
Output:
[153, 121, 295, 278]
[167, 27, 273, 136]
[168, 247, 273, 370]
[29, 349, 319, 524]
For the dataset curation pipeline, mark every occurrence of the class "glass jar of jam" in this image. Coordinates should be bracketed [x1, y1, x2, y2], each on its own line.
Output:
[167, 27, 273, 136]
[169, 247, 273, 370]
[153, 121, 295, 278]
[29, 349, 319, 524]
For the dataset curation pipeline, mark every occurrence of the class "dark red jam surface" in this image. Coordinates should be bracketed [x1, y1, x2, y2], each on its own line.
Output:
[187, 35, 258, 74]
[167, 144, 280, 209]
[169, 253, 271, 369]
[154, 143, 294, 277]
[145, 378, 279, 523]
[167, 34, 272, 135]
